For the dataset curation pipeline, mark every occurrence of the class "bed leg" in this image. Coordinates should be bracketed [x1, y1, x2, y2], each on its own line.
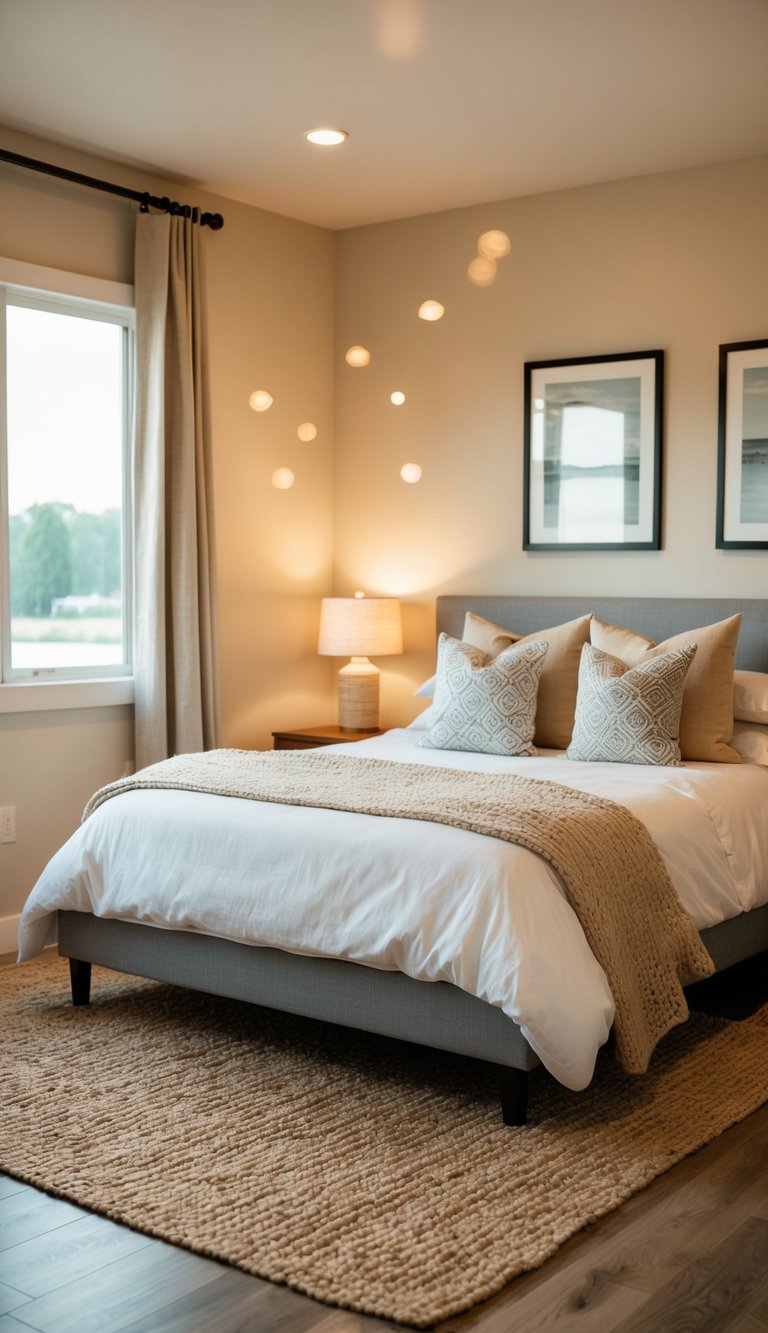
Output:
[69, 958, 92, 1006]
[499, 1067, 528, 1126]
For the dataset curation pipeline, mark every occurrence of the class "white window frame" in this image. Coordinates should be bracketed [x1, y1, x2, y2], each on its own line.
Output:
[0, 258, 135, 713]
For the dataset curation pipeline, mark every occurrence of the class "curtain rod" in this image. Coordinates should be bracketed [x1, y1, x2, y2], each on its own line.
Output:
[0, 147, 225, 230]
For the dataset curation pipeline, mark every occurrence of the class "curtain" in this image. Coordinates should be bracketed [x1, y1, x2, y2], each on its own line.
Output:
[133, 212, 219, 769]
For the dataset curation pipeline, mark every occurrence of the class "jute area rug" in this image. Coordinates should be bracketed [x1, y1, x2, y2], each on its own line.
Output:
[3, 956, 767, 1328]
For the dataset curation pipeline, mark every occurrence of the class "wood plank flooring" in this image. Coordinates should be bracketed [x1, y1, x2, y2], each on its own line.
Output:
[2, 954, 766, 1331]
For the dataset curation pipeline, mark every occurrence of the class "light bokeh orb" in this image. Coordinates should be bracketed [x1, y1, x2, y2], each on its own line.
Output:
[390, 391, 406, 405]
[271, 467, 295, 490]
[249, 389, 273, 412]
[477, 229, 511, 259]
[345, 345, 371, 367]
[297, 422, 318, 441]
[468, 256, 497, 287]
[417, 300, 444, 322]
[400, 462, 422, 484]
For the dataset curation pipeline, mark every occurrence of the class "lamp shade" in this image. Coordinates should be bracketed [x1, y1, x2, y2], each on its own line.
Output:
[318, 598, 402, 657]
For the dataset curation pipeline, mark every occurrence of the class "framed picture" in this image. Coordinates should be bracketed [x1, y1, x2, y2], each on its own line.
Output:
[716, 339, 768, 549]
[523, 350, 664, 550]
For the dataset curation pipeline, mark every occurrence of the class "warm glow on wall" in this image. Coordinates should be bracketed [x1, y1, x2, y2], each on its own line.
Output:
[345, 345, 371, 367]
[390, 391, 406, 405]
[467, 256, 497, 286]
[297, 422, 318, 441]
[477, 229, 511, 259]
[249, 389, 273, 412]
[400, 462, 422, 483]
[418, 300, 444, 321]
[271, 467, 295, 490]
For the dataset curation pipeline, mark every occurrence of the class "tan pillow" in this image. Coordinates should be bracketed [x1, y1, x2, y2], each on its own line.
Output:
[463, 612, 592, 749]
[462, 611, 521, 656]
[591, 614, 742, 763]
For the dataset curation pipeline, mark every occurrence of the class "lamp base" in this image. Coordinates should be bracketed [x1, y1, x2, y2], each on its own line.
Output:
[338, 658, 380, 732]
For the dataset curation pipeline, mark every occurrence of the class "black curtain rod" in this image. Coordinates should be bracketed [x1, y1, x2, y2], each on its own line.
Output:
[0, 147, 224, 230]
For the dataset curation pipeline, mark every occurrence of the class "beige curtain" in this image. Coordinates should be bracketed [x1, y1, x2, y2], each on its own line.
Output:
[133, 212, 219, 769]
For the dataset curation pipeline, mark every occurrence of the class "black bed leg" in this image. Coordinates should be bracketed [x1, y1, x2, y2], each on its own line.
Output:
[499, 1067, 528, 1126]
[69, 958, 92, 1006]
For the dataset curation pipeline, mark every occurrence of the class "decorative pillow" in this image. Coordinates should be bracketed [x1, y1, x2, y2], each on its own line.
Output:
[734, 670, 768, 724]
[567, 643, 696, 766]
[731, 721, 768, 766]
[591, 614, 742, 764]
[418, 633, 548, 756]
[462, 612, 592, 750]
[462, 610, 521, 656]
[414, 612, 591, 751]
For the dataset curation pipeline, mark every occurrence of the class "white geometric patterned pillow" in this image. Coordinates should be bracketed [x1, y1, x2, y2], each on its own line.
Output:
[418, 633, 548, 756]
[567, 642, 697, 766]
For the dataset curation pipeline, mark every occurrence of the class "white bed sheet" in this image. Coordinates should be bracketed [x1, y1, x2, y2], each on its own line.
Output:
[18, 726, 768, 1091]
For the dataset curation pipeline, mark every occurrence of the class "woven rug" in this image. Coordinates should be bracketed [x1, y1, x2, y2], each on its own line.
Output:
[3, 957, 767, 1328]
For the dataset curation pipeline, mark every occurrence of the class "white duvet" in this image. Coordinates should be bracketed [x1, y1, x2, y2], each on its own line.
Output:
[18, 722, 768, 1090]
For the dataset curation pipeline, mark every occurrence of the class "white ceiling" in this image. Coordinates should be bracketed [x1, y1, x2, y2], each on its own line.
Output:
[2, 0, 767, 230]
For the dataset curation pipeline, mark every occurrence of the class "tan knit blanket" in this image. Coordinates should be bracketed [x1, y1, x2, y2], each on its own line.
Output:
[84, 750, 715, 1075]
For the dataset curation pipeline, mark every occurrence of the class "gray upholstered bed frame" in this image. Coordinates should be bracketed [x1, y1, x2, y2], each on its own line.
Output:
[59, 595, 768, 1124]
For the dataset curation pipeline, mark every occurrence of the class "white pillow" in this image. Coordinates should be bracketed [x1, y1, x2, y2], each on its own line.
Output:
[405, 705, 433, 730]
[731, 721, 768, 766]
[567, 643, 696, 766]
[418, 633, 548, 756]
[414, 675, 436, 698]
[734, 670, 768, 724]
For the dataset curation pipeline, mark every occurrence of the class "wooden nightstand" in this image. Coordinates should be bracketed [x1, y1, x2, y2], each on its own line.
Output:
[272, 725, 382, 750]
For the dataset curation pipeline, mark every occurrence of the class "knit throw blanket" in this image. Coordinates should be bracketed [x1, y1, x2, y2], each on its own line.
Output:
[84, 750, 715, 1075]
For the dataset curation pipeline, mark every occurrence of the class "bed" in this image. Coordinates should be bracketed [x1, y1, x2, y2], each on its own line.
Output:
[18, 595, 768, 1124]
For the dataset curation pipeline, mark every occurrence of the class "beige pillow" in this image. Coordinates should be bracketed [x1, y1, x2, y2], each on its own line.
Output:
[591, 614, 742, 763]
[462, 610, 521, 657]
[463, 612, 592, 749]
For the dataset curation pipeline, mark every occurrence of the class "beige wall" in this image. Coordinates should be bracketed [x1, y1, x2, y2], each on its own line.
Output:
[0, 127, 335, 930]
[333, 156, 768, 726]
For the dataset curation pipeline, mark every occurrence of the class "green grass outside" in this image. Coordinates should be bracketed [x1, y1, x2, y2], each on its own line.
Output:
[12, 616, 122, 644]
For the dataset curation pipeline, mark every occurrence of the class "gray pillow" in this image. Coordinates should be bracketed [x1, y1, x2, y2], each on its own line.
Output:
[418, 633, 548, 756]
[567, 642, 697, 766]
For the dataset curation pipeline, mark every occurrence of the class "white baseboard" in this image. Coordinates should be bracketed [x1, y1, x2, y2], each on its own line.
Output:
[0, 915, 20, 956]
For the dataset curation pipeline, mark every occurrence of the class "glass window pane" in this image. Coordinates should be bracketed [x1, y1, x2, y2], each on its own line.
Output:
[6, 303, 125, 672]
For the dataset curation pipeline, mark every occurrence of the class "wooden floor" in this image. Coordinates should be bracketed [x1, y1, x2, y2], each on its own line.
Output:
[1, 955, 766, 1332]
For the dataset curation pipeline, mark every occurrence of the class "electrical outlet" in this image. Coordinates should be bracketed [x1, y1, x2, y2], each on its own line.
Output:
[0, 806, 16, 844]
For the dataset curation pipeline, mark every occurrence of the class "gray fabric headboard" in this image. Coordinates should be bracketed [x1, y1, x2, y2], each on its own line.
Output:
[436, 596, 768, 672]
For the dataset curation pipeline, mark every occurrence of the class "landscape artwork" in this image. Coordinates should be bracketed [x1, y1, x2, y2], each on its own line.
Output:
[717, 340, 768, 549]
[524, 351, 662, 550]
[540, 376, 641, 532]
[740, 365, 768, 523]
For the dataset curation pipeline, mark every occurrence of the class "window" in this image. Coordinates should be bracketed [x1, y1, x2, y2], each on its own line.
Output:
[0, 262, 134, 705]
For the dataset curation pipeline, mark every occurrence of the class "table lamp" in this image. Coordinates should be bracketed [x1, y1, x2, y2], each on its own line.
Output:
[318, 595, 403, 732]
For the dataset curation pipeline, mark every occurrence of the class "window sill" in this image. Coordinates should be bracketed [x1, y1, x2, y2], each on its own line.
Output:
[0, 677, 134, 714]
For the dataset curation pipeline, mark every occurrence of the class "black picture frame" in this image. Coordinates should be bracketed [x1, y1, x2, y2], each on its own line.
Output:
[523, 350, 664, 551]
[716, 339, 768, 549]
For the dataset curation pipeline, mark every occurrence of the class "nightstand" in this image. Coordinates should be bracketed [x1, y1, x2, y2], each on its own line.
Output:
[272, 725, 382, 750]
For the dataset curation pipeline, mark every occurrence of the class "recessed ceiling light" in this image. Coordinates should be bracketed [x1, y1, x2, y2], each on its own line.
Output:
[305, 128, 348, 146]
